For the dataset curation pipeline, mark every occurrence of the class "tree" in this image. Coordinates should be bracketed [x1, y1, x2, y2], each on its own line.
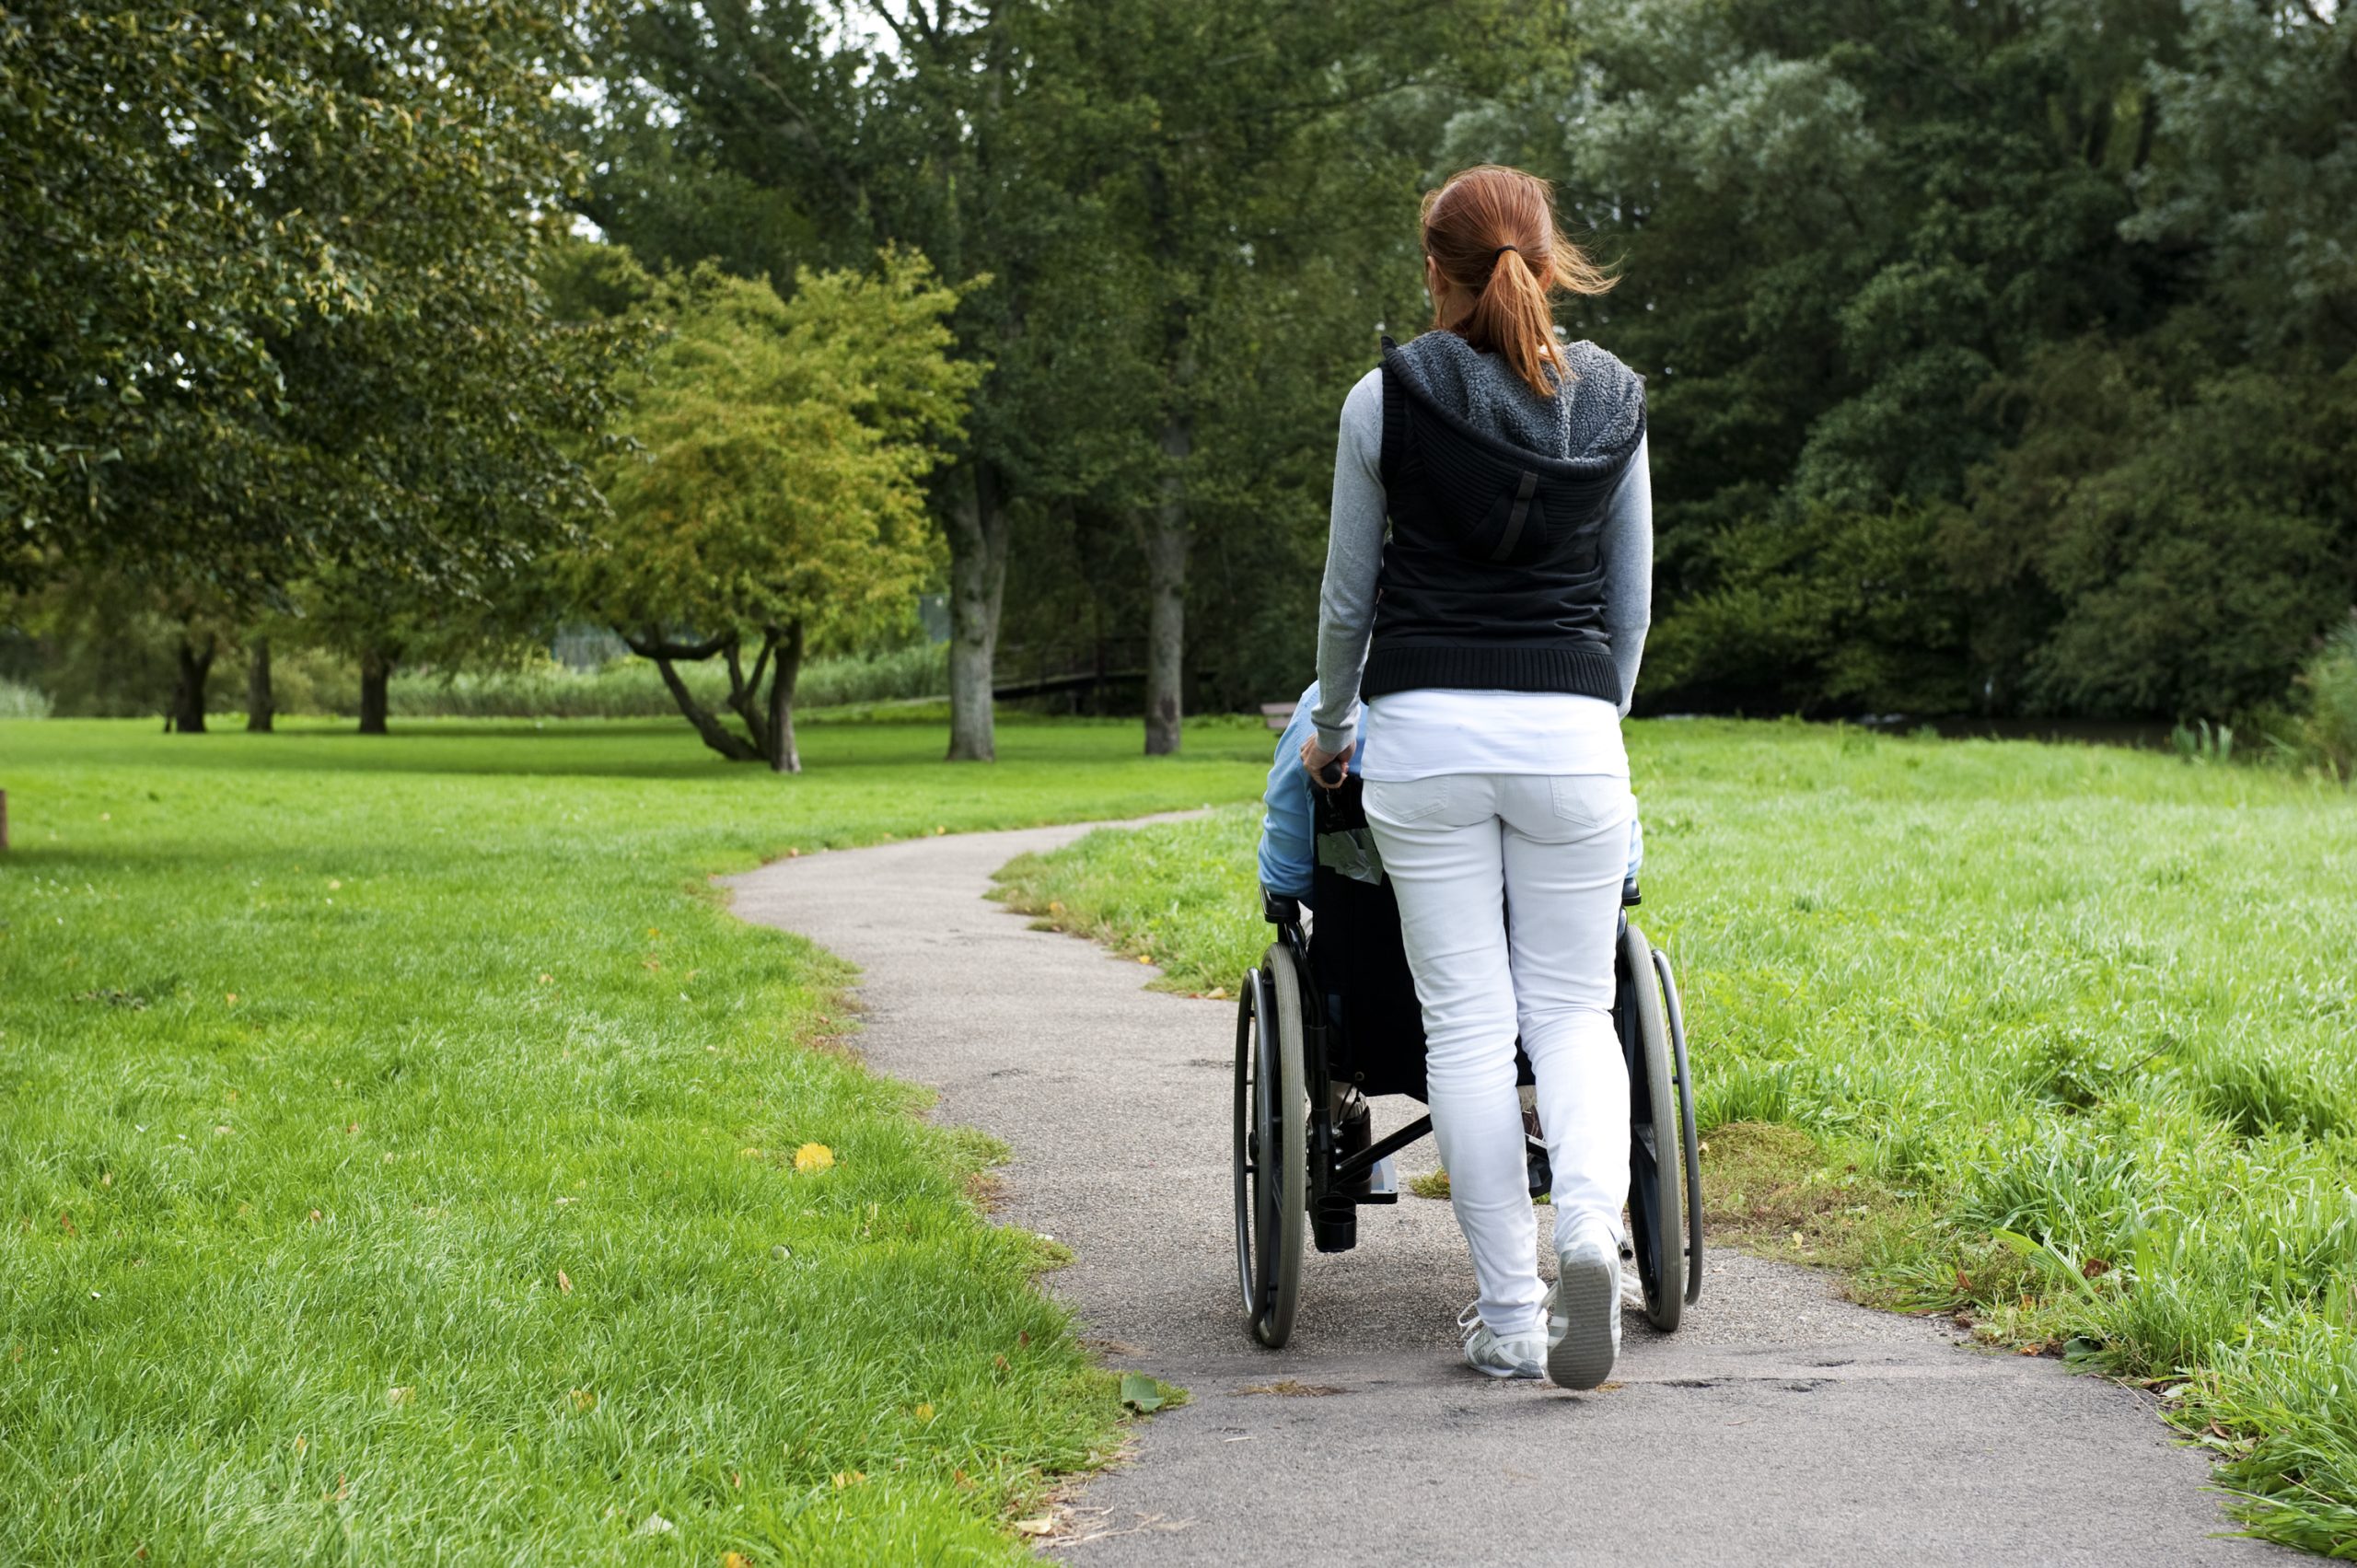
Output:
[574, 251, 979, 772]
[1, 1, 614, 696]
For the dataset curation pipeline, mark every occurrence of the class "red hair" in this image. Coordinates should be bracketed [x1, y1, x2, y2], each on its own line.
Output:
[1420, 165, 1616, 400]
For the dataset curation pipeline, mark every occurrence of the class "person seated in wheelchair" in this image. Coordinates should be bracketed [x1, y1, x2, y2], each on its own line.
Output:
[1258, 677, 1645, 1201]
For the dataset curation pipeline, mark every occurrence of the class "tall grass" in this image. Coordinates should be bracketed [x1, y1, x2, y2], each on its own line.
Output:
[0, 677, 52, 718]
[993, 718, 2357, 1553]
[386, 645, 952, 720]
[2296, 615, 2357, 782]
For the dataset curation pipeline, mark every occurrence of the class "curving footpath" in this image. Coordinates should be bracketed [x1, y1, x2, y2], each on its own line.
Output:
[724, 820, 2285, 1566]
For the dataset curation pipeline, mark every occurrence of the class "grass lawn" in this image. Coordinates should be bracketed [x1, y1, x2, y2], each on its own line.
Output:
[995, 718, 2357, 1554]
[0, 714, 1269, 1564]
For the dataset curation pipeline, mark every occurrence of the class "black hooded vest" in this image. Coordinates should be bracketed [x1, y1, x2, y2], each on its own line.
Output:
[1361, 336, 1645, 703]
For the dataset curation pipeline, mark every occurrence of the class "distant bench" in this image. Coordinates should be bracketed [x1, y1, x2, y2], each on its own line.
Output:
[1260, 701, 1297, 732]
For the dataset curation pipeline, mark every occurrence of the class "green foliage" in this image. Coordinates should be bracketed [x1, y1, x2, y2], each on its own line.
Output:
[997, 718, 2357, 1550]
[583, 254, 974, 645]
[563, 250, 975, 767]
[1443, 0, 2357, 721]
[0, 715, 1269, 1561]
[0, 677, 50, 719]
[2295, 617, 2357, 782]
[0, 2, 614, 603]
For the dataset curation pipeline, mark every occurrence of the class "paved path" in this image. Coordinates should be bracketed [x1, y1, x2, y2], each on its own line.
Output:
[724, 821, 2280, 1566]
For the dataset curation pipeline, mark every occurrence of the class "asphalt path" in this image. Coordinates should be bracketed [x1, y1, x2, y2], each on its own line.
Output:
[723, 819, 2282, 1567]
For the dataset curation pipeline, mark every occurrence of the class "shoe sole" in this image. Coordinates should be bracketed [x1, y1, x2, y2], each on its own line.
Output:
[1548, 1251, 1618, 1389]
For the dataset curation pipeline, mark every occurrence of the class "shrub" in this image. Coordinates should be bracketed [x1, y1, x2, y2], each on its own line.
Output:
[0, 678, 52, 718]
[2296, 614, 2357, 782]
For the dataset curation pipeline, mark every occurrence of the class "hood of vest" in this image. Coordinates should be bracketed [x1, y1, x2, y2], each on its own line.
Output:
[1383, 331, 1645, 469]
[1377, 332, 1645, 565]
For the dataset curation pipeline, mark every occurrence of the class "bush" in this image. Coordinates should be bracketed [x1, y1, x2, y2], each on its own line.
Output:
[2297, 614, 2357, 782]
[0, 677, 52, 718]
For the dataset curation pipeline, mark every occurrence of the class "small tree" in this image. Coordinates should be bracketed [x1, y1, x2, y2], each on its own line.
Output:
[578, 250, 979, 772]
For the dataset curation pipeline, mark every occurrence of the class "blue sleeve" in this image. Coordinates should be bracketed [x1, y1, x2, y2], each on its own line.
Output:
[1257, 689, 1320, 901]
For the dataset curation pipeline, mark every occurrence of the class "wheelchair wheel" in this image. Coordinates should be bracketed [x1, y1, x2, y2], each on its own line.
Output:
[1622, 922, 1688, 1330]
[1232, 946, 1306, 1347]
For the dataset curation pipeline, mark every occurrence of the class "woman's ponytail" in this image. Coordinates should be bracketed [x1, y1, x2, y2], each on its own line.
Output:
[1420, 166, 1615, 401]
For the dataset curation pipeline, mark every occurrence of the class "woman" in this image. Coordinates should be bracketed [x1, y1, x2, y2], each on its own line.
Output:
[1300, 164, 1651, 1389]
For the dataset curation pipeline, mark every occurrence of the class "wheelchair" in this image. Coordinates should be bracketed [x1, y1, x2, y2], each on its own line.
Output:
[1233, 774, 1701, 1349]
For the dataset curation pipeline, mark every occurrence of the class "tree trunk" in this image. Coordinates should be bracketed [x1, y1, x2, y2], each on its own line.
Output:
[246, 639, 274, 732]
[623, 629, 764, 762]
[946, 459, 1009, 761]
[765, 621, 806, 774]
[168, 633, 215, 734]
[653, 654, 761, 761]
[1142, 409, 1192, 756]
[358, 645, 392, 735]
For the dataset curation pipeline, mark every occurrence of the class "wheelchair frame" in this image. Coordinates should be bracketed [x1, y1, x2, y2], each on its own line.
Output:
[1233, 788, 1703, 1351]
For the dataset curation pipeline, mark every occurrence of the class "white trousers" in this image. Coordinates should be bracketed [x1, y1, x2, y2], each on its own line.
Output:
[1364, 772, 1634, 1340]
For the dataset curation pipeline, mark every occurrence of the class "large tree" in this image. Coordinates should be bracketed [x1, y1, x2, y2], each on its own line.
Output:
[573, 252, 978, 772]
[1, 1, 612, 682]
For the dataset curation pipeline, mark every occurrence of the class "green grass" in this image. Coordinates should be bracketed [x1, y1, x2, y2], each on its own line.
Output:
[994, 717, 2357, 1553]
[0, 714, 1268, 1564]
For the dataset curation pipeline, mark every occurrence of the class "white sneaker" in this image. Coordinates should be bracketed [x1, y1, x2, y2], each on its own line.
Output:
[1457, 1302, 1545, 1380]
[1546, 1232, 1622, 1389]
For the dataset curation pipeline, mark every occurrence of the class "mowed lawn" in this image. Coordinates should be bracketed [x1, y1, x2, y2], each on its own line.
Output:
[996, 719, 2357, 1553]
[0, 715, 1270, 1565]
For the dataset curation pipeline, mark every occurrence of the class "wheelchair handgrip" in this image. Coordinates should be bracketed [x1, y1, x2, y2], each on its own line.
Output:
[1317, 760, 1345, 787]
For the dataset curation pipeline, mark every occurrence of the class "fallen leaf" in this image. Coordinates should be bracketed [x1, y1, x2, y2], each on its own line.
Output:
[570, 1388, 596, 1411]
[308, 1209, 323, 1223]
[537, 973, 553, 985]
[739, 1146, 763, 1159]
[57, 1210, 75, 1237]
[387, 1386, 414, 1407]
[636, 1512, 674, 1536]
[1012, 1516, 1056, 1537]
[225, 993, 238, 1005]
[327, 879, 342, 890]
[723, 1553, 751, 1568]
[793, 1143, 834, 1173]
[1120, 1373, 1167, 1412]
[830, 1470, 865, 1489]
[557, 1269, 573, 1294]
[912, 1401, 935, 1422]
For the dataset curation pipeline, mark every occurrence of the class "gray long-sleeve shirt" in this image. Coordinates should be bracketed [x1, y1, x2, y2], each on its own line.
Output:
[1311, 366, 1654, 752]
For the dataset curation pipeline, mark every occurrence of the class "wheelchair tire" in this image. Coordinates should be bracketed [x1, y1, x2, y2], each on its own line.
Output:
[1232, 946, 1307, 1347]
[1622, 922, 1686, 1330]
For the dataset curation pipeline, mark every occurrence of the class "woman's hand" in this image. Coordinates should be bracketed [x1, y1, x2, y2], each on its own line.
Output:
[1299, 734, 1353, 791]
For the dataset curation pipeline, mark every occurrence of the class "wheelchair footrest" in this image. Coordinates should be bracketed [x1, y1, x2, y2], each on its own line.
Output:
[1360, 1154, 1399, 1202]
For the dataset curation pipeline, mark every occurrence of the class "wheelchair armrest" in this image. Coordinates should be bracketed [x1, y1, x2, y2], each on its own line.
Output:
[1261, 889, 1302, 926]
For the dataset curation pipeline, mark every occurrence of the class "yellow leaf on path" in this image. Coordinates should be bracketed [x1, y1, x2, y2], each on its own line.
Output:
[794, 1143, 835, 1173]
[1013, 1515, 1056, 1537]
[557, 1270, 573, 1294]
